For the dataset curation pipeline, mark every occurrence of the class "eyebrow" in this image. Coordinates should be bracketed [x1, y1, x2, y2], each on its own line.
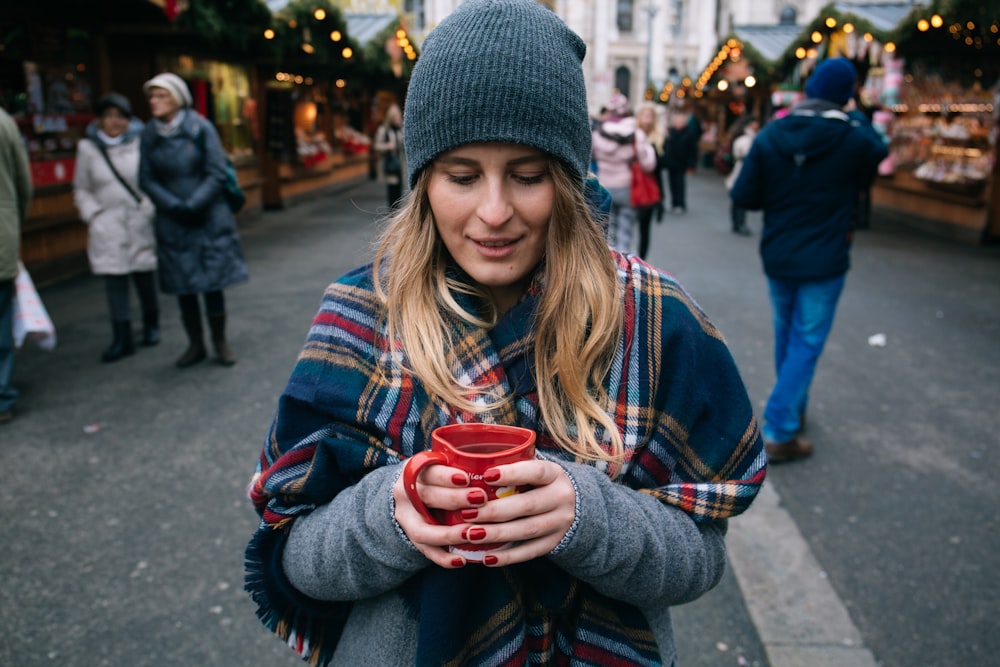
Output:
[437, 153, 548, 168]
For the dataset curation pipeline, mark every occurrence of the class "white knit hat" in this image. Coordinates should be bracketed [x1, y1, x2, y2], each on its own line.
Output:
[143, 72, 192, 108]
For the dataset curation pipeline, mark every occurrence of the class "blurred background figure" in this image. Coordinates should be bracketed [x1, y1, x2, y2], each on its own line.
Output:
[139, 72, 248, 368]
[374, 103, 406, 210]
[634, 103, 665, 259]
[591, 91, 656, 252]
[685, 109, 704, 172]
[0, 105, 32, 423]
[724, 115, 760, 236]
[73, 92, 159, 362]
[661, 111, 698, 214]
[730, 57, 888, 463]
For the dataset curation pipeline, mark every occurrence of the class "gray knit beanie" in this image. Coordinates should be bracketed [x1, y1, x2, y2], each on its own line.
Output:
[403, 0, 591, 188]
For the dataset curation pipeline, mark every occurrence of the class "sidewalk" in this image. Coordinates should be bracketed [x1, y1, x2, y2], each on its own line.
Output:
[664, 173, 875, 667]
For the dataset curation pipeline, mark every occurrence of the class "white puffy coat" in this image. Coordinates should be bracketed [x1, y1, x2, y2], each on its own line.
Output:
[73, 120, 157, 275]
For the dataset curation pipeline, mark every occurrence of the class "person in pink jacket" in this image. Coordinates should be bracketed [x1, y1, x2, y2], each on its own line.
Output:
[590, 92, 657, 253]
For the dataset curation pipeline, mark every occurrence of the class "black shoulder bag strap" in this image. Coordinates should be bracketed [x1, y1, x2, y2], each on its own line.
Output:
[94, 139, 142, 204]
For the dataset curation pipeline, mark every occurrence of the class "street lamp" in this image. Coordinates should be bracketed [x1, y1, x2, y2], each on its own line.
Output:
[644, 3, 659, 91]
[671, 0, 683, 86]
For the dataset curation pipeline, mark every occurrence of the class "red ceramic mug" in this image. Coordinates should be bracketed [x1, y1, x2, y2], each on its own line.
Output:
[403, 423, 536, 561]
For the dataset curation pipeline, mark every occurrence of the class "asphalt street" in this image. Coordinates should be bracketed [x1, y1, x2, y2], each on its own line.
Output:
[1, 170, 997, 667]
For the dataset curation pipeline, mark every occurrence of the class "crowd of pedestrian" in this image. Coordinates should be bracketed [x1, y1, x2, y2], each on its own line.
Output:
[1, 70, 251, 423]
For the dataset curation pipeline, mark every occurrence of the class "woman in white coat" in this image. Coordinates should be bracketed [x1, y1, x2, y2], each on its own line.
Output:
[73, 93, 158, 362]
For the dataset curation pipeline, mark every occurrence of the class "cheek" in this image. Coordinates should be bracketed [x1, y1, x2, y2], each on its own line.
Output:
[427, 184, 466, 226]
[523, 189, 555, 227]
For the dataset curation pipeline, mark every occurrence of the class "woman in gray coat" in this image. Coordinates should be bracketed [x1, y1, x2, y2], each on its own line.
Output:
[74, 92, 159, 362]
[139, 73, 248, 368]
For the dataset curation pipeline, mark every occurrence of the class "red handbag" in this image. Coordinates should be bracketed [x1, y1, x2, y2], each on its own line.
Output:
[630, 158, 661, 208]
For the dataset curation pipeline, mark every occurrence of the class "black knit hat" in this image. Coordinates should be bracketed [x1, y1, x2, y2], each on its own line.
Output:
[403, 0, 591, 188]
[94, 92, 132, 117]
[805, 58, 857, 106]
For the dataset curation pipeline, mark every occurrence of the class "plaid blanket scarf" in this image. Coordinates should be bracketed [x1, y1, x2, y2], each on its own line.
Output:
[245, 251, 766, 666]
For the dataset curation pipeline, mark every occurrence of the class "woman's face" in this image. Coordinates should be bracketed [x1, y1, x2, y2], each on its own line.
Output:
[98, 107, 129, 138]
[637, 107, 656, 133]
[148, 87, 181, 121]
[427, 142, 554, 316]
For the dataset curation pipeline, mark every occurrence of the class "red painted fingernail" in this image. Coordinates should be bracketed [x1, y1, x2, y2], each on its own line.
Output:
[451, 557, 465, 568]
[460, 508, 479, 520]
[452, 473, 469, 486]
[483, 555, 499, 566]
[483, 469, 501, 482]
[467, 527, 487, 541]
[467, 489, 486, 504]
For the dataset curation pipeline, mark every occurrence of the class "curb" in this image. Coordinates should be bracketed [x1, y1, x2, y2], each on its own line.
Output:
[727, 481, 879, 667]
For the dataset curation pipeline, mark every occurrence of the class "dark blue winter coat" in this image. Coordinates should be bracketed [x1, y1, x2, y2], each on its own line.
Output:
[730, 101, 888, 281]
[139, 110, 248, 295]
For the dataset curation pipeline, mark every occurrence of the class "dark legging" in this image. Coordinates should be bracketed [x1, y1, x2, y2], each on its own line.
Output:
[731, 202, 747, 231]
[105, 271, 158, 321]
[636, 204, 659, 259]
[666, 168, 687, 210]
[387, 182, 403, 210]
[178, 291, 225, 319]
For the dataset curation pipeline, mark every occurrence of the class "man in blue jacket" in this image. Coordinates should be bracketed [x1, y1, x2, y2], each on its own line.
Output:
[730, 58, 888, 462]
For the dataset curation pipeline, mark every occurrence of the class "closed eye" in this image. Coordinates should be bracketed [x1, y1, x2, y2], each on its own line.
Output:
[446, 173, 478, 185]
[513, 173, 546, 185]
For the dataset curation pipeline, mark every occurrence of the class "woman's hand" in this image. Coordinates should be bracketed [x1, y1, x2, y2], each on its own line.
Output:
[465, 459, 577, 567]
[392, 459, 577, 569]
[392, 463, 483, 568]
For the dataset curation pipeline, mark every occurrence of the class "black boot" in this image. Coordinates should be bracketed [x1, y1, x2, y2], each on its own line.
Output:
[731, 207, 752, 236]
[101, 320, 135, 363]
[141, 309, 160, 347]
[207, 313, 237, 366]
[175, 312, 207, 368]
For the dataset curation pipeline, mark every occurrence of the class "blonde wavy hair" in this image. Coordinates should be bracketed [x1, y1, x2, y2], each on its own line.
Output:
[372, 158, 625, 471]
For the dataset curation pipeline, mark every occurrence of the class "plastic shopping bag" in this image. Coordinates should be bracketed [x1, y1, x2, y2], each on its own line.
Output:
[12, 261, 56, 351]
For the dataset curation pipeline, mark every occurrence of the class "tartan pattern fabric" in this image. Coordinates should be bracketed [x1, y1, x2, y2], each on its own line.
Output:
[245, 251, 766, 666]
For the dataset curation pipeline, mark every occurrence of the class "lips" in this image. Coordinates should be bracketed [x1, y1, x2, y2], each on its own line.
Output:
[472, 237, 519, 258]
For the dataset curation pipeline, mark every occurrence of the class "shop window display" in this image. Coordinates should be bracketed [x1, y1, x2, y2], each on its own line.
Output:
[870, 59, 997, 199]
[6, 61, 95, 188]
[164, 57, 257, 164]
[205, 61, 256, 162]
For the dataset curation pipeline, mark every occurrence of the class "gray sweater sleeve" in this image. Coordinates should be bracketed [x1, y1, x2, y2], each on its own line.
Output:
[549, 461, 728, 608]
[281, 459, 726, 609]
[281, 464, 429, 601]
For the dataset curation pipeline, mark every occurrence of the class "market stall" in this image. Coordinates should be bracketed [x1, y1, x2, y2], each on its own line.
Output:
[2, 0, 273, 283]
[867, 3, 999, 242]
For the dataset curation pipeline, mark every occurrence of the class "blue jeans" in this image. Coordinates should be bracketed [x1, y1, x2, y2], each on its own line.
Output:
[763, 274, 846, 443]
[0, 279, 17, 413]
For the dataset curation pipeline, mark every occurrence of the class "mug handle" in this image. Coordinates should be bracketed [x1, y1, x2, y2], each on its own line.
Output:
[402, 451, 449, 524]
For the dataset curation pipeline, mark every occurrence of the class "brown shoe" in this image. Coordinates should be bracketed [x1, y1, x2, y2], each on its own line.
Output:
[765, 436, 813, 463]
[0, 410, 12, 424]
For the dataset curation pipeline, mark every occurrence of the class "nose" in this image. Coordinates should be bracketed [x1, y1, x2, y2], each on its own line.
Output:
[476, 181, 513, 227]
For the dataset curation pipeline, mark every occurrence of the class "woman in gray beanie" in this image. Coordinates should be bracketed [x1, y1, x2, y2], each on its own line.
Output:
[139, 72, 248, 367]
[73, 92, 159, 362]
[245, 1, 765, 665]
